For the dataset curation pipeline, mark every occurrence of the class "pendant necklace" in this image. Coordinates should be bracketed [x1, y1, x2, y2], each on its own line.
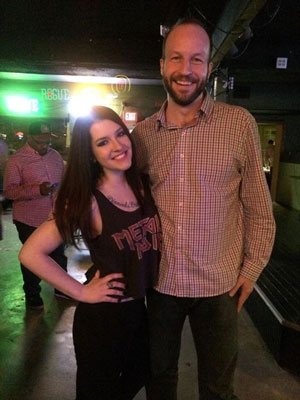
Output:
[107, 195, 138, 209]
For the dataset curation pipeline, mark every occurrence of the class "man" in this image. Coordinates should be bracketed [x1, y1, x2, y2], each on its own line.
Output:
[4, 121, 68, 310]
[264, 139, 275, 188]
[132, 19, 276, 400]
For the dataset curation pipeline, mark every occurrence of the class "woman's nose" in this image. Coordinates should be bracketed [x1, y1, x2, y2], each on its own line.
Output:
[111, 139, 122, 151]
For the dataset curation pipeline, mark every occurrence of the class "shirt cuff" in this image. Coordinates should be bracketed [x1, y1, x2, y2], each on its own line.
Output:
[240, 259, 265, 282]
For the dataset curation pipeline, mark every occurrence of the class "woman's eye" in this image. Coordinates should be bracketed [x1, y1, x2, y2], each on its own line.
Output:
[117, 130, 125, 137]
[97, 140, 107, 147]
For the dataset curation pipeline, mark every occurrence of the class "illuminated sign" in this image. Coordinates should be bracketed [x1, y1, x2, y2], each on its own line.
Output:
[124, 112, 137, 122]
[5, 96, 39, 114]
[111, 75, 131, 95]
[41, 88, 70, 101]
[1, 82, 120, 118]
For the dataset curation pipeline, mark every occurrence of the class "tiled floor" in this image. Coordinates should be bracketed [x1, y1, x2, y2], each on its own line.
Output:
[0, 210, 299, 400]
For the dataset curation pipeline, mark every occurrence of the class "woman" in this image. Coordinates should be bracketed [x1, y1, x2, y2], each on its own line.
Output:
[19, 106, 161, 400]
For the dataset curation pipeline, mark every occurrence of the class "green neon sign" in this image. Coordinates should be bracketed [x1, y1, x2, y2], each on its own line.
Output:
[5, 95, 40, 114]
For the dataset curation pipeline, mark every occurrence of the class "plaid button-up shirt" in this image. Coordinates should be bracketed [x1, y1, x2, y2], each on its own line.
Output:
[132, 93, 276, 297]
[4, 144, 64, 227]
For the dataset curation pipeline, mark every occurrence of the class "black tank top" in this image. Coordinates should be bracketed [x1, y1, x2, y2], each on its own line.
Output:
[84, 186, 161, 299]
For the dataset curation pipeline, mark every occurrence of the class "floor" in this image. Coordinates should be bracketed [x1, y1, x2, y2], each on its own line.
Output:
[0, 210, 299, 400]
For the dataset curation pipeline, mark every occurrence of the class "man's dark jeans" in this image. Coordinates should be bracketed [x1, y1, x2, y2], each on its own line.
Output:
[146, 289, 239, 400]
[14, 220, 67, 298]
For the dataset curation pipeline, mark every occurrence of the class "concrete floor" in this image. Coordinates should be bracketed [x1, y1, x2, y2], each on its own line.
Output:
[0, 210, 299, 400]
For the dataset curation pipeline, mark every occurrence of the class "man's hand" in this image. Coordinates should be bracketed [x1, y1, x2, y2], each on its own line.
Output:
[229, 275, 254, 313]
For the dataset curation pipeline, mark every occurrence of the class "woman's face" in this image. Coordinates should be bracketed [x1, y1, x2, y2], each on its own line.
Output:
[90, 119, 132, 175]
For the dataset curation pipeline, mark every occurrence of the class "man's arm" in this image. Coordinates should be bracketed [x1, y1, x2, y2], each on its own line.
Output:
[3, 157, 42, 200]
[232, 113, 276, 310]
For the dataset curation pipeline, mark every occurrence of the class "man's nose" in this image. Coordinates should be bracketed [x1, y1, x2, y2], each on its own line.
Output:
[179, 59, 192, 75]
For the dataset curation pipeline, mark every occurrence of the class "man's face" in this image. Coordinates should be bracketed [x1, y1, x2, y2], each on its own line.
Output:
[160, 23, 212, 106]
[28, 133, 51, 156]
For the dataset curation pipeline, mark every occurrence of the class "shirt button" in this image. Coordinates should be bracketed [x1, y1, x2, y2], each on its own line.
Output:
[180, 153, 184, 159]
[180, 177, 184, 182]
[178, 225, 181, 231]
[179, 202, 183, 207]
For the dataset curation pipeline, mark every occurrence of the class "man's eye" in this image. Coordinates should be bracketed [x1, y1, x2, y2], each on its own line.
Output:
[192, 58, 203, 64]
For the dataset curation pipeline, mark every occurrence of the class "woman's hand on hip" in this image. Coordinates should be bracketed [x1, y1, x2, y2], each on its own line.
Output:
[81, 270, 125, 303]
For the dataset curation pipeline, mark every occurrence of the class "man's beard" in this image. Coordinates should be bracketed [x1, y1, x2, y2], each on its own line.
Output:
[162, 73, 209, 106]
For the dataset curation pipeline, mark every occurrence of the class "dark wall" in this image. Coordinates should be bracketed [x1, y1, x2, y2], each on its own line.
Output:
[227, 80, 300, 163]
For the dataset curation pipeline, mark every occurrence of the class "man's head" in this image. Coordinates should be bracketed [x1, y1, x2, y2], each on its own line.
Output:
[160, 18, 213, 107]
[27, 121, 51, 156]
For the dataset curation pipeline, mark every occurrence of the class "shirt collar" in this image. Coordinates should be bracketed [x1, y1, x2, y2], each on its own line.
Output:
[155, 90, 214, 130]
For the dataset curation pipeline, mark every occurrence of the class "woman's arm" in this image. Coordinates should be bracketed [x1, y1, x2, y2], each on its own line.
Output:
[19, 219, 125, 303]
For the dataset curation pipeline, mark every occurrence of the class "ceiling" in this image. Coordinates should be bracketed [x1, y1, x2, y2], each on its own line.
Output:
[0, 0, 299, 81]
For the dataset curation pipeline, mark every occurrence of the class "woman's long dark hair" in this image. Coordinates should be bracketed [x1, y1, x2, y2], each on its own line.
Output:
[54, 106, 144, 247]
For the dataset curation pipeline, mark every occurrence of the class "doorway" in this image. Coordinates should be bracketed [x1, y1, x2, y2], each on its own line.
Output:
[258, 122, 283, 201]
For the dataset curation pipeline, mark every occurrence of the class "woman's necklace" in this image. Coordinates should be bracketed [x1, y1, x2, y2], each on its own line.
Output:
[107, 195, 139, 209]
